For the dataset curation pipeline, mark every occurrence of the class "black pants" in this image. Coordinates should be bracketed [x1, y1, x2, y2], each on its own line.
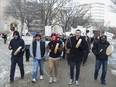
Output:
[83, 51, 89, 64]
[66, 54, 70, 64]
[25, 49, 30, 61]
[10, 57, 24, 81]
[70, 61, 81, 81]
[4, 39, 7, 44]
[62, 47, 66, 59]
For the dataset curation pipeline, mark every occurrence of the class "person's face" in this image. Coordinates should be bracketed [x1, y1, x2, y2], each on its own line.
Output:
[101, 38, 106, 43]
[35, 36, 41, 41]
[13, 35, 18, 39]
[52, 36, 56, 40]
[75, 31, 81, 37]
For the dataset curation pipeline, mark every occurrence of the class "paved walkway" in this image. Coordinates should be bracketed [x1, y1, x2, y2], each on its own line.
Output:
[0, 39, 116, 87]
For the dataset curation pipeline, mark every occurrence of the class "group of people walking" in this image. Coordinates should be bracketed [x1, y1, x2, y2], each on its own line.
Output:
[8, 30, 110, 85]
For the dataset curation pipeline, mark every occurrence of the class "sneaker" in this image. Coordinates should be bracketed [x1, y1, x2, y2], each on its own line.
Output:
[83, 64, 86, 66]
[101, 81, 106, 85]
[49, 77, 53, 84]
[21, 76, 24, 79]
[32, 78, 36, 83]
[10, 80, 14, 83]
[69, 79, 73, 85]
[75, 81, 79, 85]
[94, 75, 97, 80]
[53, 77, 57, 83]
[40, 75, 43, 80]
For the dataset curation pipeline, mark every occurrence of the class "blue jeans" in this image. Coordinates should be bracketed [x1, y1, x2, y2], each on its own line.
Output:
[32, 58, 44, 79]
[94, 60, 108, 82]
[10, 57, 24, 81]
[70, 61, 81, 81]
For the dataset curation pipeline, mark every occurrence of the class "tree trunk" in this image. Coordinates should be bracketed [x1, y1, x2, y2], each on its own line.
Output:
[20, 20, 24, 37]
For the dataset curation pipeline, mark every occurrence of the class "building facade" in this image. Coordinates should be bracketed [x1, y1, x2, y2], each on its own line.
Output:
[90, 3, 105, 24]
[79, 3, 105, 24]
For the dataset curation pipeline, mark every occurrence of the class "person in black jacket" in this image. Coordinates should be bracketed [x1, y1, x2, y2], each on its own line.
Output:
[8, 31, 25, 83]
[67, 30, 87, 85]
[92, 35, 110, 85]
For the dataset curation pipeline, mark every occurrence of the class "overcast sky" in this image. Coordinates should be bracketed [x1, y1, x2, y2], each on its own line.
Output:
[73, 0, 116, 26]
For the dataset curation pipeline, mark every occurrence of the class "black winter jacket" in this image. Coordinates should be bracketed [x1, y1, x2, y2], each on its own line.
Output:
[47, 40, 63, 58]
[67, 36, 87, 62]
[92, 40, 110, 60]
[9, 38, 25, 57]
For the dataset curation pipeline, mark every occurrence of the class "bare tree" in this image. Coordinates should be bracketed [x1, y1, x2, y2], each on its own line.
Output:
[73, 5, 91, 28]
[5, 0, 26, 36]
[54, 7, 77, 32]
[37, 0, 70, 26]
[54, 4, 91, 32]
[5, 0, 41, 36]
[5, 0, 70, 34]
[5, 0, 91, 34]
[107, 27, 116, 35]
[110, 0, 116, 13]
[107, 0, 116, 36]
[91, 22, 105, 35]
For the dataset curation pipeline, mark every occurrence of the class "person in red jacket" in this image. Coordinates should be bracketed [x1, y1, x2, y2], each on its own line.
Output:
[47, 33, 63, 84]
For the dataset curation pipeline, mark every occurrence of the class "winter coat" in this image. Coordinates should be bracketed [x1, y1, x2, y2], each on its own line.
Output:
[9, 38, 25, 57]
[92, 40, 110, 60]
[66, 36, 87, 62]
[47, 40, 63, 58]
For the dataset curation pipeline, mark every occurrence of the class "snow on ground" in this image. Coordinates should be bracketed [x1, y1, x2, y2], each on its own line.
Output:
[0, 40, 33, 87]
